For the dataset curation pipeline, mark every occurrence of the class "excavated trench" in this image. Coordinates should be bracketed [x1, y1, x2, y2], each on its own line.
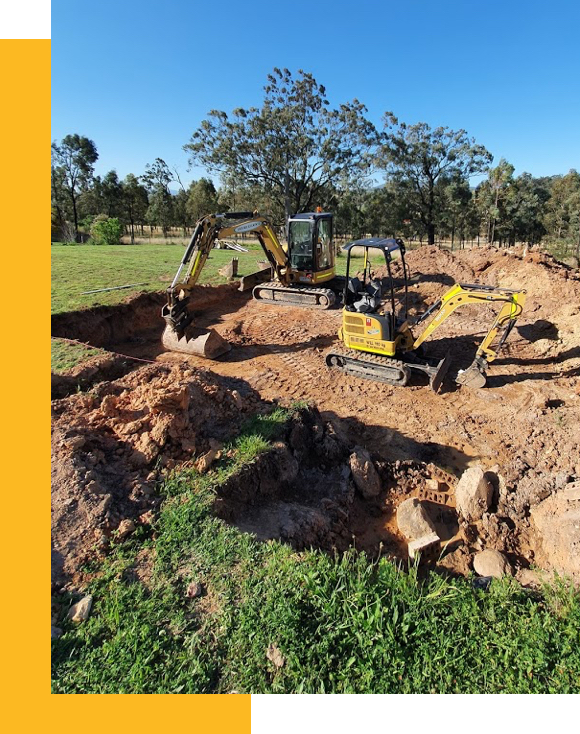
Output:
[51, 245, 580, 587]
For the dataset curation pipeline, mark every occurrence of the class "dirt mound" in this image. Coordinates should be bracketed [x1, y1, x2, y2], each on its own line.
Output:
[51, 363, 263, 585]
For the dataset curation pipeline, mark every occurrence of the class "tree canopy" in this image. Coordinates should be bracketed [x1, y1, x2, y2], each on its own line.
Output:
[379, 116, 492, 245]
[185, 68, 378, 222]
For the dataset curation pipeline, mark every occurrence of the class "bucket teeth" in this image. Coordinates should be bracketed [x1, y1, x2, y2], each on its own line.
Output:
[161, 325, 230, 359]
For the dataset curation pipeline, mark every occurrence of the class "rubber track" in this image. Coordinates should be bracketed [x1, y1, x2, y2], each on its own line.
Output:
[253, 281, 336, 309]
[325, 345, 411, 386]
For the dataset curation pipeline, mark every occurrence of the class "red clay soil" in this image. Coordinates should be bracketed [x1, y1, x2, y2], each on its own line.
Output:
[51, 245, 580, 585]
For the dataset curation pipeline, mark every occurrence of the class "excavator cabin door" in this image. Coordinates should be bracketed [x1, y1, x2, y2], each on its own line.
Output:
[287, 212, 335, 282]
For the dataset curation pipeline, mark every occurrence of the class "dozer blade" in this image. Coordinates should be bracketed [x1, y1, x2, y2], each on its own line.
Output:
[428, 352, 452, 393]
[238, 267, 272, 292]
[161, 324, 231, 359]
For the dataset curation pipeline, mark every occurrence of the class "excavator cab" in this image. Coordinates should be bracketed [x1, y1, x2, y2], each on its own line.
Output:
[287, 213, 335, 284]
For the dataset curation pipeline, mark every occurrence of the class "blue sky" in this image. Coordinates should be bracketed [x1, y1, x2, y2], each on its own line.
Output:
[52, 0, 580, 187]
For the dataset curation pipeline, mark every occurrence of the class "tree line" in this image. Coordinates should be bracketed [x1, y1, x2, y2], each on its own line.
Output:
[52, 68, 580, 258]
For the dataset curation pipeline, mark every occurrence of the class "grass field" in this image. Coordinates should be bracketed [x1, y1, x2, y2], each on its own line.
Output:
[51, 406, 580, 694]
[50, 241, 272, 314]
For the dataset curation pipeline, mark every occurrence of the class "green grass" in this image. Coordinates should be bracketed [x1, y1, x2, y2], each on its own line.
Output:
[51, 241, 266, 314]
[51, 408, 580, 694]
[51, 338, 107, 373]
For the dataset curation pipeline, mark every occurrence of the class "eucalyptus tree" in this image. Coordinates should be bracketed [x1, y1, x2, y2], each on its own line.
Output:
[185, 68, 378, 222]
[379, 116, 492, 245]
[51, 134, 98, 241]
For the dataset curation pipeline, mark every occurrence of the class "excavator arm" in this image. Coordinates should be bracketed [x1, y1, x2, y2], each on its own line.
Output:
[412, 283, 526, 387]
[162, 212, 291, 357]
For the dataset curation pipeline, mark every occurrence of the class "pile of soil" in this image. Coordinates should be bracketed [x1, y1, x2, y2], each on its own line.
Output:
[51, 363, 262, 585]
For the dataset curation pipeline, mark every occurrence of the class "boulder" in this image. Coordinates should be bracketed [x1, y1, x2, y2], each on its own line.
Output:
[349, 447, 381, 498]
[396, 497, 437, 540]
[473, 549, 513, 578]
[67, 595, 93, 624]
[455, 466, 493, 521]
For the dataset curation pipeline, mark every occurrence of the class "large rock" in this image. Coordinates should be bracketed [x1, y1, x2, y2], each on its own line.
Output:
[455, 466, 493, 521]
[349, 447, 381, 498]
[473, 549, 513, 578]
[67, 595, 93, 623]
[530, 493, 580, 580]
[396, 498, 437, 540]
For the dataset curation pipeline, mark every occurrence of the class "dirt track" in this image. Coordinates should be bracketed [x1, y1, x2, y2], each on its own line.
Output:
[51, 245, 580, 584]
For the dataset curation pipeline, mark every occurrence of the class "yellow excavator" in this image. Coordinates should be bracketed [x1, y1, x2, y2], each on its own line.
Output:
[325, 238, 526, 390]
[162, 210, 344, 357]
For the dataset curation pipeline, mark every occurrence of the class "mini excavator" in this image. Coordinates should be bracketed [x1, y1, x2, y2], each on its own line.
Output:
[325, 238, 526, 390]
[162, 210, 343, 357]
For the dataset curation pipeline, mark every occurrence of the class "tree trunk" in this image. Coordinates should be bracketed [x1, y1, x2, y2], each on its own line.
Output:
[427, 223, 435, 246]
[71, 192, 79, 242]
[284, 169, 291, 235]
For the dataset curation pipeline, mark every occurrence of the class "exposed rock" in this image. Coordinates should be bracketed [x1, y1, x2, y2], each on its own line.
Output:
[516, 569, 543, 589]
[186, 581, 202, 598]
[455, 467, 493, 521]
[231, 390, 244, 410]
[349, 447, 381, 498]
[116, 518, 135, 539]
[473, 549, 513, 578]
[396, 497, 437, 540]
[266, 643, 285, 669]
[67, 595, 93, 623]
[195, 439, 223, 474]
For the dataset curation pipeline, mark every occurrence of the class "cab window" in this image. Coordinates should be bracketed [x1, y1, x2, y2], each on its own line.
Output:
[288, 220, 314, 270]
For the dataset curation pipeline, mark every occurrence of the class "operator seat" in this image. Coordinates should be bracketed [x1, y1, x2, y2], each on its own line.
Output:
[352, 278, 382, 313]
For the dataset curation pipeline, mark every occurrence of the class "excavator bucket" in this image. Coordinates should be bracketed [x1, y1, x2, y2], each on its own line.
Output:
[455, 359, 487, 388]
[161, 324, 231, 359]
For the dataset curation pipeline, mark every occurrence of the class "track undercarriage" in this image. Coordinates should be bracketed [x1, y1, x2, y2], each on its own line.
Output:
[325, 346, 452, 392]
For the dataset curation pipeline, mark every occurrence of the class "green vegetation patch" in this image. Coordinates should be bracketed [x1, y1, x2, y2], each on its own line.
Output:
[51, 407, 580, 694]
[51, 338, 106, 373]
[51, 241, 265, 313]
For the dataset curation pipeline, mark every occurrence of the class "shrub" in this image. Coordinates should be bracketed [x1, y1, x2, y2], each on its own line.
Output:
[90, 215, 123, 246]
